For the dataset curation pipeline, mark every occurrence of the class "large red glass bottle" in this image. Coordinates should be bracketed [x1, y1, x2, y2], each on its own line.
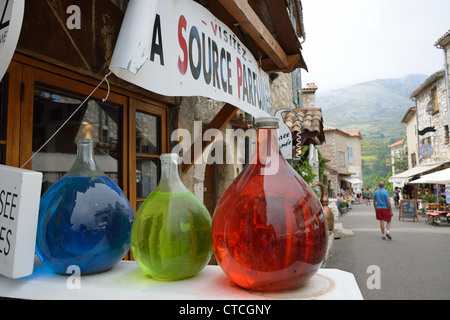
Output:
[212, 117, 328, 292]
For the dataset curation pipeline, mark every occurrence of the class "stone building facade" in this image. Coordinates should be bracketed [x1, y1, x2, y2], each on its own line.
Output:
[390, 30, 450, 186]
[411, 29, 450, 167]
[411, 70, 449, 165]
[318, 126, 363, 196]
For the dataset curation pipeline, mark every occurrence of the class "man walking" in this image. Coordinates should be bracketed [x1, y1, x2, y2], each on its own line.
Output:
[373, 182, 393, 240]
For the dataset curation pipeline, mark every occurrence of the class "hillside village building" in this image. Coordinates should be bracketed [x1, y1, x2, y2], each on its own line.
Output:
[390, 30, 450, 185]
[318, 126, 363, 197]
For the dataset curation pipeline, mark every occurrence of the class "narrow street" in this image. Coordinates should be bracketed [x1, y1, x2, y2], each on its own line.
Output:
[324, 200, 450, 300]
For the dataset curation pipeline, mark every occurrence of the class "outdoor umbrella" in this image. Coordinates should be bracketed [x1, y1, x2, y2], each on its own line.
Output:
[409, 168, 450, 185]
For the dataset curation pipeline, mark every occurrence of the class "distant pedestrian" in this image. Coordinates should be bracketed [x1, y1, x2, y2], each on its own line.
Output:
[373, 182, 393, 240]
[356, 187, 362, 204]
[365, 188, 371, 205]
[393, 187, 400, 209]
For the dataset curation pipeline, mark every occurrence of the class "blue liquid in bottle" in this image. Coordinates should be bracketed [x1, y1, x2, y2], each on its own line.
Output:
[36, 139, 134, 274]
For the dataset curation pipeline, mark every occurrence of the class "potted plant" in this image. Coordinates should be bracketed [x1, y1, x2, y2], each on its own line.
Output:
[339, 201, 348, 213]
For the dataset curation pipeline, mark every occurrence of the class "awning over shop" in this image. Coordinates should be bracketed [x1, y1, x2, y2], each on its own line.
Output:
[409, 168, 450, 185]
[389, 163, 444, 183]
[340, 176, 363, 185]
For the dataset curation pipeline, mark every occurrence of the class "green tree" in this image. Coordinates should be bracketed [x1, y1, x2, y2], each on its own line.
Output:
[371, 173, 393, 194]
[392, 153, 408, 173]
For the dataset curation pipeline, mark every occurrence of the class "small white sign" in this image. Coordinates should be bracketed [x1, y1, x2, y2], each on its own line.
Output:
[0, 0, 25, 80]
[274, 109, 295, 160]
[0, 165, 42, 279]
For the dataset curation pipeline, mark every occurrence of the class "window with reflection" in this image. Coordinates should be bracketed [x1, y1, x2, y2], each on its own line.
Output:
[135, 111, 161, 208]
[32, 86, 122, 194]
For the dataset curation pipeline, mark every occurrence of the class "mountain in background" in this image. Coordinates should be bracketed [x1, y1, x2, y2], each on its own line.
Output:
[316, 74, 429, 185]
[317, 74, 428, 141]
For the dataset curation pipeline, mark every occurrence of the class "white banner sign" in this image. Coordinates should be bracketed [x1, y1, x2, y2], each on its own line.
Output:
[0, 165, 42, 279]
[0, 0, 24, 80]
[110, 0, 271, 118]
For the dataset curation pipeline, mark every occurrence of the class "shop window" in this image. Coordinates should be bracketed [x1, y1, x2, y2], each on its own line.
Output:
[3, 54, 168, 216]
[32, 86, 122, 195]
[433, 89, 439, 114]
[0, 74, 7, 165]
[338, 151, 346, 168]
[427, 87, 439, 114]
[348, 146, 354, 164]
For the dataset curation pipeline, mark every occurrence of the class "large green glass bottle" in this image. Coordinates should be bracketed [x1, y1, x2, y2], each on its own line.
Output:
[131, 153, 212, 280]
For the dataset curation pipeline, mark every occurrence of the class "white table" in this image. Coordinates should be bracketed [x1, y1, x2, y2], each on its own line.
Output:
[0, 257, 363, 300]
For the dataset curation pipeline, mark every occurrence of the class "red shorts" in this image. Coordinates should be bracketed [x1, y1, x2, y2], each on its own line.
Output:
[376, 209, 392, 222]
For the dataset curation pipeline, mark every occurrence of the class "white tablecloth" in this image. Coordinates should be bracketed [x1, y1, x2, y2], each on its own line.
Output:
[0, 257, 363, 300]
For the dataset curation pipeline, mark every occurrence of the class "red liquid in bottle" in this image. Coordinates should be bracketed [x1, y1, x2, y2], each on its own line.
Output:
[212, 118, 328, 292]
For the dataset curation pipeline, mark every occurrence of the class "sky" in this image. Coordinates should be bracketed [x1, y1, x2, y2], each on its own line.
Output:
[300, 0, 450, 92]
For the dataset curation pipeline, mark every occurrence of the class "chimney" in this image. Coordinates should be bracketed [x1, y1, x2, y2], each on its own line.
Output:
[302, 83, 318, 108]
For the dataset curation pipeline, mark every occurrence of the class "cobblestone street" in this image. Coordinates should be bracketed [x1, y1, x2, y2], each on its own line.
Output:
[325, 201, 450, 300]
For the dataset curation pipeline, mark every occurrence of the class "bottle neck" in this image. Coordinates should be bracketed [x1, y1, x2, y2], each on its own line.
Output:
[256, 127, 279, 158]
[156, 155, 188, 193]
[252, 127, 283, 175]
[66, 139, 104, 177]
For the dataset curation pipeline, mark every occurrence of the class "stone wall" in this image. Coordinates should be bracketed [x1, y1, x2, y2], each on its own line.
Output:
[319, 130, 350, 173]
[269, 73, 296, 113]
[415, 76, 450, 165]
[302, 91, 316, 108]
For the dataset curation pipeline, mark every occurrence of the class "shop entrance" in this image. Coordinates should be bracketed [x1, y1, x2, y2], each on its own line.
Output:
[1, 55, 168, 214]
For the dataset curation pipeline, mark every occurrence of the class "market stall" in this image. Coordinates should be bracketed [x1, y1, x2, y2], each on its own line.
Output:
[409, 168, 450, 225]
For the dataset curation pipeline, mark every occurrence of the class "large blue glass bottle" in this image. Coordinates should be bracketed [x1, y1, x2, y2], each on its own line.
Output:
[36, 139, 134, 274]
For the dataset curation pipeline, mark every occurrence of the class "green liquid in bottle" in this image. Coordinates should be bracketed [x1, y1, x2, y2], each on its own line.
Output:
[131, 190, 212, 280]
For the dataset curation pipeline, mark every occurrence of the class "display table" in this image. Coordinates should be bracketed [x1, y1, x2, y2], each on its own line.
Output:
[0, 257, 363, 300]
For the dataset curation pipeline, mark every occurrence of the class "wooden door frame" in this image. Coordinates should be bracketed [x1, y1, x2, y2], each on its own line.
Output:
[129, 98, 168, 213]
[5, 61, 23, 167]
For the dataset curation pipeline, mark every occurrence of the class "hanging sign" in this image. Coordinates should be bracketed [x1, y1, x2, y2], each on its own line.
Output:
[419, 144, 433, 158]
[0, 165, 42, 279]
[110, 0, 271, 118]
[0, 0, 25, 80]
